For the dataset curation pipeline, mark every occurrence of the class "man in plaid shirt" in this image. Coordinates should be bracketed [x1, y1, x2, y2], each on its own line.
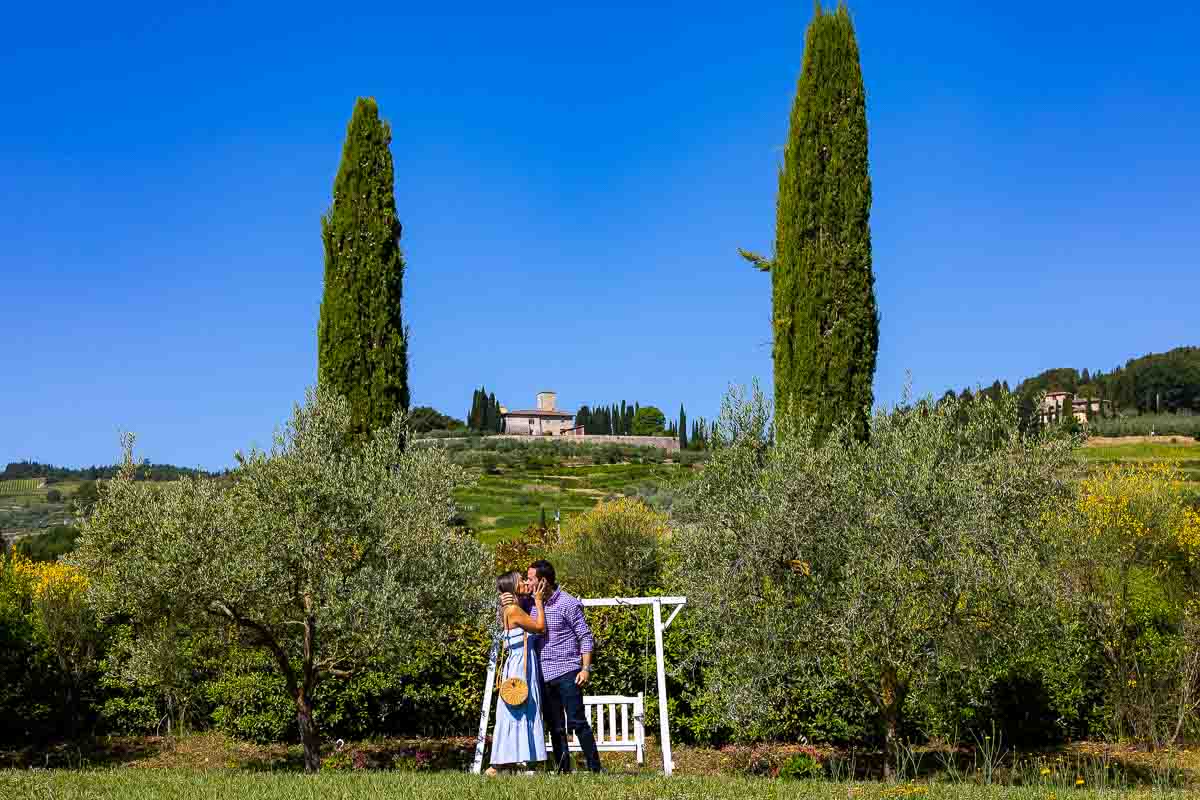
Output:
[506, 559, 601, 773]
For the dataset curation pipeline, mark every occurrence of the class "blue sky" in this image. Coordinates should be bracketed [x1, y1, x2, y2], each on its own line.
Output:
[2, 1, 1197, 471]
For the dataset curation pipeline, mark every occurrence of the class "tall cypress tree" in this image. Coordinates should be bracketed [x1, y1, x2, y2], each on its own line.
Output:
[484, 390, 498, 433]
[471, 387, 485, 431]
[741, 4, 877, 441]
[679, 405, 688, 450]
[318, 97, 409, 440]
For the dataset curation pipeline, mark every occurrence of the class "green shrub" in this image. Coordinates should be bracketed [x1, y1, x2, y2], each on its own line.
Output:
[15, 526, 79, 562]
[99, 694, 160, 735]
[555, 498, 667, 598]
[493, 524, 557, 574]
[778, 751, 824, 780]
[208, 665, 295, 744]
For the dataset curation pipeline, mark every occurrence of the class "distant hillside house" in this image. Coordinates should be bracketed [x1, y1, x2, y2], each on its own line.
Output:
[1040, 391, 1112, 425]
[502, 391, 576, 436]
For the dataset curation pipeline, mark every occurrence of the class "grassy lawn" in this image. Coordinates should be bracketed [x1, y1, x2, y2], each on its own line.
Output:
[1080, 439, 1200, 493]
[2, 770, 1191, 800]
[458, 463, 690, 546]
[1081, 440, 1200, 462]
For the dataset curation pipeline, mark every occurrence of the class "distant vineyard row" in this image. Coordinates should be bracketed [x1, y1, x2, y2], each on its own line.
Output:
[0, 478, 45, 495]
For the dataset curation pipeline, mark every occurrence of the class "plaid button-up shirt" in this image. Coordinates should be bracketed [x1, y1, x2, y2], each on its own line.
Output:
[530, 588, 594, 682]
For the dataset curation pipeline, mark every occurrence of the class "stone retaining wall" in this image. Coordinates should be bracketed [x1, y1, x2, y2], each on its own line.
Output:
[416, 434, 680, 452]
[558, 434, 679, 452]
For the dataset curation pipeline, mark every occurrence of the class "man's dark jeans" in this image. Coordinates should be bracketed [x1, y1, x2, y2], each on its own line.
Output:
[542, 670, 601, 773]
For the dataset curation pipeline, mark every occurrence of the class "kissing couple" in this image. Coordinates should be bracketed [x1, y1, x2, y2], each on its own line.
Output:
[486, 559, 603, 775]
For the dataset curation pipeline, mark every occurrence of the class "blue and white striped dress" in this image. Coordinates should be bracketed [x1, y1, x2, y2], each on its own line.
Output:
[490, 627, 547, 766]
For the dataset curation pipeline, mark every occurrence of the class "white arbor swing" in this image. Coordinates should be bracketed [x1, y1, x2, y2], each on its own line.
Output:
[470, 595, 687, 776]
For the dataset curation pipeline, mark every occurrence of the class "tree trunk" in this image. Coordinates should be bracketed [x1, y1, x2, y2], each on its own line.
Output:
[297, 694, 321, 772]
[880, 670, 906, 781]
[64, 682, 79, 739]
[882, 705, 899, 781]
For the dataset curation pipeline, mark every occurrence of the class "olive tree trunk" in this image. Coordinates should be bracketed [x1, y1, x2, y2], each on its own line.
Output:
[296, 693, 322, 772]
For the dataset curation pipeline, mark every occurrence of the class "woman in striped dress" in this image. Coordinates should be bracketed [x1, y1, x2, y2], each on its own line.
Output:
[486, 571, 548, 775]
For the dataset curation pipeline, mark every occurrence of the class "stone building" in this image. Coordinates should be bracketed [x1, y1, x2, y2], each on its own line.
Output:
[501, 391, 576, 436]
[1040, 391, 1112, 425]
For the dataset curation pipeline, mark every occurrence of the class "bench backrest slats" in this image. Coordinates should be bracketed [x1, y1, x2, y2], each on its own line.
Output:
[545, 693, 644, 764]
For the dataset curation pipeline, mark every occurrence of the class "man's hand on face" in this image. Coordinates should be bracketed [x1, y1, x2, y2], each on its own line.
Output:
[499, 593, 516, 608]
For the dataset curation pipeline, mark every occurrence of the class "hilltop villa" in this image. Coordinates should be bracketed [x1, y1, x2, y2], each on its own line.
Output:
[1040, 391, 1112, 425]
[501, 391, 578, 436]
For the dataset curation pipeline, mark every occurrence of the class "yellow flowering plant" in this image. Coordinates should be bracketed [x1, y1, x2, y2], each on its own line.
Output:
[1055, 461, 1200, 745]
[7, 551, 100, 734]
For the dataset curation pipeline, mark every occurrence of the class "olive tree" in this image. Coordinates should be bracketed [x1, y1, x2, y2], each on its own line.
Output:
[73, 387, 492, 770]
[672, 384, 1079, 773]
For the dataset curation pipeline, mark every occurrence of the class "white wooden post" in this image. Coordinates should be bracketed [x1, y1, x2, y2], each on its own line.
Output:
[470, 637, 501, 775]
[634, 692, 645, 764]
[652, 598, 674, 776]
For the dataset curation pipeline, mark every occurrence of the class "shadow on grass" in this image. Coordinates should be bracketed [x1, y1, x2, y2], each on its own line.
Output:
[0, 736, 162, 770]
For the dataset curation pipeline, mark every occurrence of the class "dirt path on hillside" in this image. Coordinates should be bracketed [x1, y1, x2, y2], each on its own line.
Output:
[1085, 436, 1198, 447]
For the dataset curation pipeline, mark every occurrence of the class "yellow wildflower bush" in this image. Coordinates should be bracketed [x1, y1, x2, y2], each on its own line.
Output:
[8, 552, 97, 678]
[1057, 461, 1200, 745]
[11, 552, 90, 604]
[1072, 461, 1200, 565]
[555, 498, 670, 596]
[561, 496, 670, 546]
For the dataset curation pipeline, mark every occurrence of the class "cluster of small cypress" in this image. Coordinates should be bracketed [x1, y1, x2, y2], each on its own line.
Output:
[575, 401, 636, 435]
[467, 387, 504, 432]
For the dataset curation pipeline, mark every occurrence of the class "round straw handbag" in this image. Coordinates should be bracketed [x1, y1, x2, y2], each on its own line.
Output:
[498, 629, 529, 707]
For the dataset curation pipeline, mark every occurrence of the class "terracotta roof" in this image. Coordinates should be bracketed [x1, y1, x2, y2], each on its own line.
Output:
[502, 409, 575, 418]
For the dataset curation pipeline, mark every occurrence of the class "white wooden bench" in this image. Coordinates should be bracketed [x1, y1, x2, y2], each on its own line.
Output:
[547, 693, 644, 764]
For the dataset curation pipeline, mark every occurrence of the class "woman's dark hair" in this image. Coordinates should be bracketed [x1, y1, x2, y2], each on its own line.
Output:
[530, 559, 556, 590]
[496, 570, 522, 596]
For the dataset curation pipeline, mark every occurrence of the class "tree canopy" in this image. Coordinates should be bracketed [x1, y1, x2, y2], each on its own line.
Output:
[673, 384, 1078, 774]
[632, 406, 667, 436]
[72, 387, 491, 770]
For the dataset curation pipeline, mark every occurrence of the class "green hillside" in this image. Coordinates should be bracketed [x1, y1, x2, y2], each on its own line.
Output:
[1016, 346, 1200, 414]
[457, 461, 691, 545]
